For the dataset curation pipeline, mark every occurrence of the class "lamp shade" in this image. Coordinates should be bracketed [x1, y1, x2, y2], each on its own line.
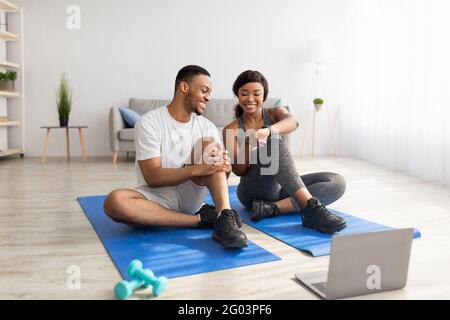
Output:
[303, 39, 332, 64]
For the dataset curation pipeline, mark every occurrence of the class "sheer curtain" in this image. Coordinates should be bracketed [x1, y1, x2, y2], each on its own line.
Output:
[339, 0, 450, 185]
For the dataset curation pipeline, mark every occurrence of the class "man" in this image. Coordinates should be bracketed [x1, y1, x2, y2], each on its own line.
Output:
[104, 65, 247, 249]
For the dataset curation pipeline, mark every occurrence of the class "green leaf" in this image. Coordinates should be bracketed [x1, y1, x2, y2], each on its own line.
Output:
[313, 98, 324, 105]
[56, 73, 73, 118]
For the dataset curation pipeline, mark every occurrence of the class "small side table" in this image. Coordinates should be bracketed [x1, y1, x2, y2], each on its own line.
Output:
[41, 126, 88, 163]
[300, 109, 337, 157]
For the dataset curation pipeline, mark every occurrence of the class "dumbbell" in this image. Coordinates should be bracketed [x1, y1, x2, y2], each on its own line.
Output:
[114, 259, 168, 300]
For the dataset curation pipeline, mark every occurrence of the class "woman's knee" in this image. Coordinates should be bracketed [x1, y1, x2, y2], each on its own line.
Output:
[330, 173, 346, 197]
[237, 185, 254, 210]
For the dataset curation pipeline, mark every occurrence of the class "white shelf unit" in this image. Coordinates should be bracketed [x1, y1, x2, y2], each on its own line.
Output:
[0, 0, 24, 159]
[0, 120, 20, 126]
[0, 60, 19, 69]
[0, 0, 17, 12]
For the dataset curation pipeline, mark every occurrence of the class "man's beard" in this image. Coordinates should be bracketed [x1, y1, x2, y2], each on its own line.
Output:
[184, 93, 203, 115]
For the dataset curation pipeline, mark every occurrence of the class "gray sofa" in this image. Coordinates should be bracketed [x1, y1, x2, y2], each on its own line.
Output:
[109, 97, 290, 163]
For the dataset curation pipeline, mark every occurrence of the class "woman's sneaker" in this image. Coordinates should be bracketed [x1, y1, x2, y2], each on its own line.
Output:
[250, 200, 280, 221]
[212, 209, 248, 248]
[300, 197, 347, 234]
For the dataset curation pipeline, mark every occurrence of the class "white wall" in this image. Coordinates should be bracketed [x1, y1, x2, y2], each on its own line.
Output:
[16, 0, 349, 157]
[336, 0, 450, 185]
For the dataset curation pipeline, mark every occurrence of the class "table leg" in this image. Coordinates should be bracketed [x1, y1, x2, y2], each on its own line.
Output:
[300, 111, 310, 157]
[41, 128, 51, 163]
[312, 111, 316, 156]
[66, 128, 70, 161]
[326, 108, 337, 156]
[112, 152, 118, 164]
[78, 128, 87, 162]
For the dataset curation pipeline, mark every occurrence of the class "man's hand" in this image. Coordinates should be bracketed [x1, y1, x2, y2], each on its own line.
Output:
[191, 163, 221, 177]
[208, 149, 231, 174]
[191, 148, 231, 177]
[220, 150, 232, 174]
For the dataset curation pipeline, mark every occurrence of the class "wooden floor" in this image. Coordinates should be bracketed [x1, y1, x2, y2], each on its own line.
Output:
[1, 155, 450, 300]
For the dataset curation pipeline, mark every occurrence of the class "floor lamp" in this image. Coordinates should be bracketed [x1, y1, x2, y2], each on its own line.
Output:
[300, 39, 337, 157]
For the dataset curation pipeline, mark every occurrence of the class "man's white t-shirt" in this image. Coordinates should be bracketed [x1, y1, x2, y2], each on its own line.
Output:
[134, 105, 221, 190]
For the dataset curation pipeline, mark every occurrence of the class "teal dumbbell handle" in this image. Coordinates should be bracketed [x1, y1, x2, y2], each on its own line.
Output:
[114, 279, 145, 300]
[132, 267, 168, 296]
[128, 260, 168, 296]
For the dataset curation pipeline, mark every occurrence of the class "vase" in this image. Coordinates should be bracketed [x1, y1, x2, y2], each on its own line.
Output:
[0, 80, 15, 92]
[314, 104, 323, 112]
[59, 117, 69, 127]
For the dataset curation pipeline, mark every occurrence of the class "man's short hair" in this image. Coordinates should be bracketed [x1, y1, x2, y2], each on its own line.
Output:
[174, 65, 210, 94]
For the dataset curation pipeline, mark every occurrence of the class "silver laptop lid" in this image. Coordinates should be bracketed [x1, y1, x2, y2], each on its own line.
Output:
[326, 228, 414, 300]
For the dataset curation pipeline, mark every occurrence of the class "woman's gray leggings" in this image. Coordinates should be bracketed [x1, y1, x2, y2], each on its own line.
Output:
[237, 137, 346, 211]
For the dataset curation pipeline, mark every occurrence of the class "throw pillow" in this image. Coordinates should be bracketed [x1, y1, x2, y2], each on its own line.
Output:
[119, 107, 140, 127]
[274, 98, 283, 107]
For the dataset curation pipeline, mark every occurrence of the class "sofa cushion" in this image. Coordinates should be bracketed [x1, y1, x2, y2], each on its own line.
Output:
[129, 98, 171, 115]
[118, 128, 135, 141]
[111, 98, 290, 153]
[119, 107, 140, 127]
[129, 97, 281, 124]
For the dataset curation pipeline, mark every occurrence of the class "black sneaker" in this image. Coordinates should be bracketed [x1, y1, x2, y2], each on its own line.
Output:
[212, 209, 248, 248]
[250, 199, 280, 222]
[300, 197, 347, 234]
[196, 204, 243, 229]
[196, 204, 218, 229]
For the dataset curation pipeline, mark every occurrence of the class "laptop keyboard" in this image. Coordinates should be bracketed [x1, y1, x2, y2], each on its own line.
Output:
[312, 282, 327, 293]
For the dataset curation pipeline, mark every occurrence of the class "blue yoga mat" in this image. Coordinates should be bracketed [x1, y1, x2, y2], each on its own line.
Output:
[77, 195, 281, 280]
[205, 185, 421, 257]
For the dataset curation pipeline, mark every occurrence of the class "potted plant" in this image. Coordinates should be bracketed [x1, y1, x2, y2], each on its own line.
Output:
[0, 70, 17, 92]
[313, 98, 324, 112]
[56, 73, 72, 127]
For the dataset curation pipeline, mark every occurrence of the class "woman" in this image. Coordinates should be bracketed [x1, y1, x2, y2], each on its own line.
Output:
[222, 70, 347, 234]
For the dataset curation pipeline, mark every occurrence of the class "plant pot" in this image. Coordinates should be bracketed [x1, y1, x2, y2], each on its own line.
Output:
[59, 117, 69, 127]
[0, 80, 15, 92]
[314, 104, 323, 112]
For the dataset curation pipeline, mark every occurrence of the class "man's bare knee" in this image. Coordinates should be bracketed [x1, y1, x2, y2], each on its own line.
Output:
[103, 189, 136, 223]
[191, 170, 226, 187]
[104, 190, 122, 221]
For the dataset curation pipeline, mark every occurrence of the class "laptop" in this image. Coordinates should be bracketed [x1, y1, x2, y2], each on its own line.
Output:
[295, 228, 414, 300]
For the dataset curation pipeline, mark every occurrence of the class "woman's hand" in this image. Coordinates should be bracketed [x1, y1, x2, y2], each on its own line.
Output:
[247, 128, 270, 151]
[256, 128, 271, 143]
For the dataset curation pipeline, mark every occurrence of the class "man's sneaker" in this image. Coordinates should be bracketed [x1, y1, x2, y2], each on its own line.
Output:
[196, 204, 243, 229]
[196, 204, 217, 229]
[250, 199, 280, 222]
[300, 197, 347, 234]
[212, 209, 248, 248]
